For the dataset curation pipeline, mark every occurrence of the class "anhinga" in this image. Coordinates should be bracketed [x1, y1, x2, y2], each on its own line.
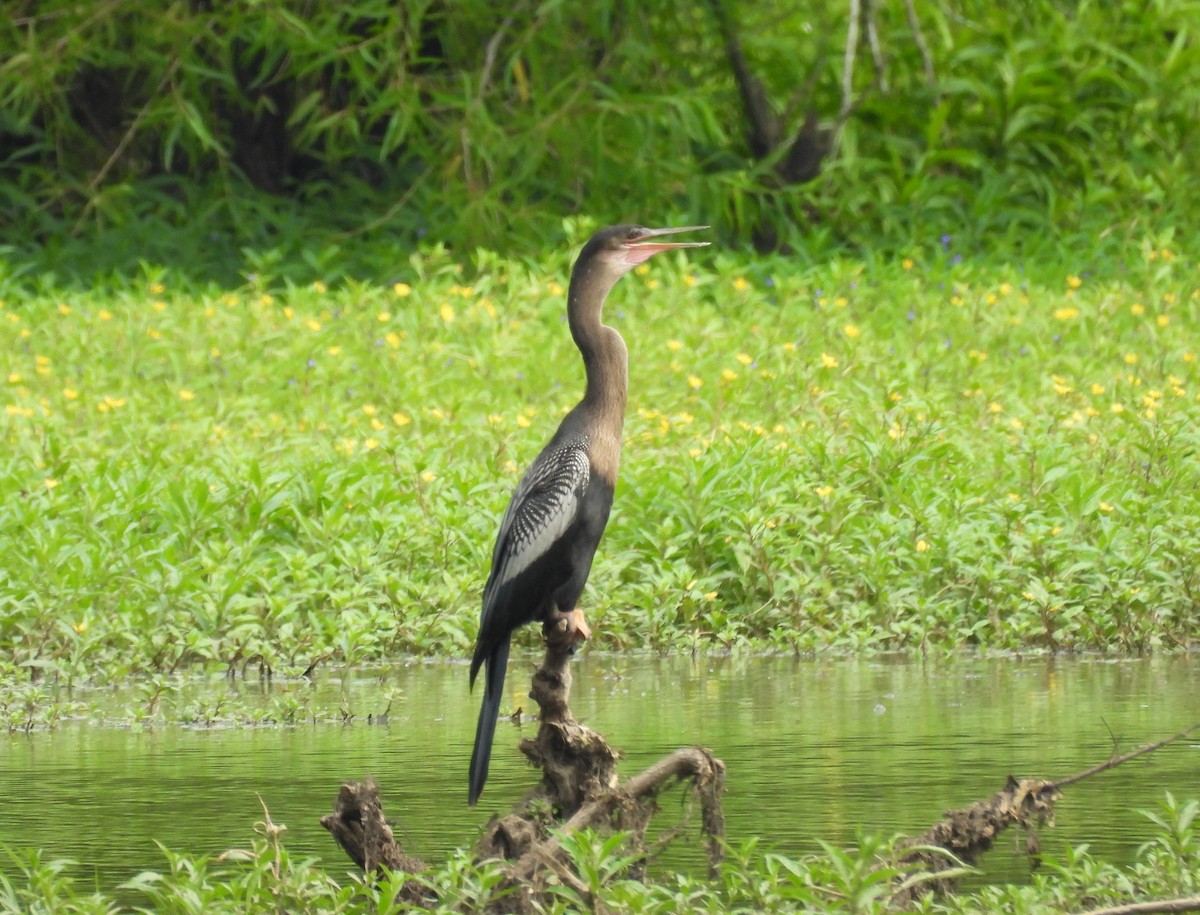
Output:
[468, 224, 709, 806]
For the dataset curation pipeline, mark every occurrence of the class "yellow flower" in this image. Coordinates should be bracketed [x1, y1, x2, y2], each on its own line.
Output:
[44, 478, 58, 490]
[820, 353, 838, 368]
[547, 281, 565, 296]
[327, 345, 341, 356]
[58, 303, 71, 315]
[1124, 353, 1137, 365]
[63, 387, 79, 400]
[363, 438, 379, 451]
[1053, 307, 1079, 321]
[732, 277, 749, 291]
[362, 404, 377, 416]
[815, 485, 833, 498]
[153, 300, 167, 312]
[843, 324, 860, 338]
[667, 340, 684, 352]
[999, 283, 1013, 295]
[683, 275, 696, 287]
[916, 539, 929, 552]
[385, 332, 402, 348]
[439, 302, 456, 323]
[370, 417, 385, 431]
[147, 327, 162, 340]
[1066, 275, 1082, 289]
[1010, 418, 1023, 429]
[1130, 303, 1145, 315]
[1110, 403, 1125, 413]
[1157, 314, 1170, 327]
[149, 282, 165, 295]
[98, 309, 113, 321]
[687, 375, 703, 390]
[902, 258, 914, 270]
[377, 311, 391, 322]
[392, 412, 411, 427]
[704, 591, 718, 601]
[420, 470, 436, 483]
[516, 414, 532, 428]
[988, 402, 1002, 413]
[312, 281, 327, 294]
[736, 352, 753, 365]
[179, 389, 195, 401]
[393, 282, 412, 297]
[1098, 502, 1114, 513]
[1090, 383, 1105, 395]
[721, 368, 737, 381]
[305, 318, 322, 332]
[7, 372, 22, 384]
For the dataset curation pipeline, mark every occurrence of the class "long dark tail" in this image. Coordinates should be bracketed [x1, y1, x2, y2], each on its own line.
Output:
[468, 636, 510, 806]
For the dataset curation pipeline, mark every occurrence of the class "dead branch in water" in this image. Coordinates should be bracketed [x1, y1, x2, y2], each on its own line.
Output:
[891, 720, 1200, 904]
[477, 620, 726, 902]
[320, 777, 429, 903]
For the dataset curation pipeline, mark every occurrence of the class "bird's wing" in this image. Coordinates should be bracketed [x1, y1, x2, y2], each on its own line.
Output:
[486, 442, 591, 597]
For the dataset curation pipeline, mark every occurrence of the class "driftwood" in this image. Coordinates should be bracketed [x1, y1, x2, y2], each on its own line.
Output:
[476, 621, 726, 906]
[321, 640, 1196, 913]
[319, 777, 428, 903]
[891, 721, 1200, 905]
[323, 621, 725, 910]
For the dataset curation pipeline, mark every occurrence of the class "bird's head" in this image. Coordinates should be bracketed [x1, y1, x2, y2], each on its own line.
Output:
[584, 224, 710, 274]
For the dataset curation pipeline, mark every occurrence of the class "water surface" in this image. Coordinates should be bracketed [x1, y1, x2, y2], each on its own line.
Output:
[3, 655, 1197, 890]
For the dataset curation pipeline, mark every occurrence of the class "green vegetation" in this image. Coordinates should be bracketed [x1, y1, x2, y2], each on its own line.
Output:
[2, 793, 1198, 912]
[2, 223, 1198, 694]
[4, 0, 1200, 273]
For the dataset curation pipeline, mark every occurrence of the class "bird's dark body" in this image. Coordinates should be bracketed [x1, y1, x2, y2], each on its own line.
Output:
[467, 416, 616, 806]
[467, 224, 707, 807]
[471, 428, 615, 672]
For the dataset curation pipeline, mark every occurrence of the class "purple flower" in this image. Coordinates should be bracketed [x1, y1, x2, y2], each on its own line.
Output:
[940, 234, 953, 247]
[764, 276, 776, 288]
[951, 253, 963, 265]
[307, 359, 316, 368]
[906, 310, 916, 322]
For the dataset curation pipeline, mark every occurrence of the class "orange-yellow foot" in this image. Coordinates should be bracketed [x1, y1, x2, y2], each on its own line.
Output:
[546, 607, 592, 647]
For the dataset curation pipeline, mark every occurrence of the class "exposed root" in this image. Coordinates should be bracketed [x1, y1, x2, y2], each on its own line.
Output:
[320, 777, 428, 903]
[891, 721, 1200, 905]
[472, 625, 726, 905]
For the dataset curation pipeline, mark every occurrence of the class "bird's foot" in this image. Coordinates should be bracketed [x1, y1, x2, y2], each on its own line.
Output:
[546, 607, 591, 653]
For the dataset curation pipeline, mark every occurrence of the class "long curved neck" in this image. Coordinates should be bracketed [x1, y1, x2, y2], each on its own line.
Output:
[567, 259, 629, 425]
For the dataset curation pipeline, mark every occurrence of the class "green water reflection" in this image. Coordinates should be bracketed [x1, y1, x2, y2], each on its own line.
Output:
[3, 655, 1198, 890]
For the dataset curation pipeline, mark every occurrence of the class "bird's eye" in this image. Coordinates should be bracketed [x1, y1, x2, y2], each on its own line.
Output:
[626, 227, 645, 240]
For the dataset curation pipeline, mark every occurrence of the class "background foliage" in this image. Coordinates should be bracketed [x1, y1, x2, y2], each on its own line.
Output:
[3, 0, 1200, 281]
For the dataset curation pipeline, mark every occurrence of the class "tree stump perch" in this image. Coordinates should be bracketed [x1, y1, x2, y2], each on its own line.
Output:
[324, 626, 726, 909]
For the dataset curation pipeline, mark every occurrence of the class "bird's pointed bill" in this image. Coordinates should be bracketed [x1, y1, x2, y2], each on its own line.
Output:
[621, 225, 710, 264]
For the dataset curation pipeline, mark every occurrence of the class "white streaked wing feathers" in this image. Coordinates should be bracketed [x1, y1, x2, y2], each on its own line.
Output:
[490, 444, 590, 588]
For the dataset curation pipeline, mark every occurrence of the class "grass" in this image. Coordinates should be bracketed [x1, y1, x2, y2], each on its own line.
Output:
[1, 792, 1198, 913]
[2, 222, 1200, 692]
